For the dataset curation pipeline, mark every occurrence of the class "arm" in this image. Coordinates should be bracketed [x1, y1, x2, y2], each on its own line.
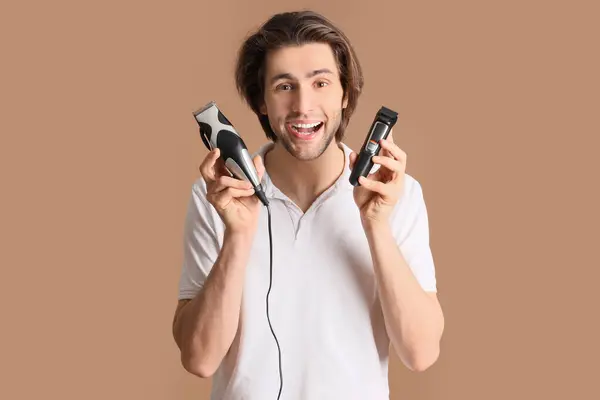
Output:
[173, 150, 265, 378]
[173, 229, 254, 378]
[364, 221, 444, 372]
[350, 138, 444, 372]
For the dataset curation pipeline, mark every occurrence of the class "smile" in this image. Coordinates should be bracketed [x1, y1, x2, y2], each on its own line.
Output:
[286, 121, 324, 139]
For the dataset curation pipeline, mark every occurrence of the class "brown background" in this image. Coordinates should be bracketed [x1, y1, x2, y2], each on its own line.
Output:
[1, 0, 599, 399]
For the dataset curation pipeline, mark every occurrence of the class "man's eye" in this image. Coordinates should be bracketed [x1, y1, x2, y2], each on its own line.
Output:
[316, 81, 329, 88]
[277, 84, 292, 91]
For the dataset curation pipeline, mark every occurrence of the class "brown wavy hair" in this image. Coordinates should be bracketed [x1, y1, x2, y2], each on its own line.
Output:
[234, 10, 364, 142]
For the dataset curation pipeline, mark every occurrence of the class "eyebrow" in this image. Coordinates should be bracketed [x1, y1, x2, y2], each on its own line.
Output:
[269, 68, 334, 84]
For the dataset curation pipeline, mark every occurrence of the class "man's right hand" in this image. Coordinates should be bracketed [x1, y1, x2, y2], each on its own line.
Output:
[199, 148, 266, 235]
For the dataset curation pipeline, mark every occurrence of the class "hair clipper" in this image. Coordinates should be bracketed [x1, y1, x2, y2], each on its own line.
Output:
[193, 101, 269, 206]
[349, 106, 399, 186]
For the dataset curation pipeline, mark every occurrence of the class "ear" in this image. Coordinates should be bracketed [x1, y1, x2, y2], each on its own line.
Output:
[259, 103, 267, 115]
[342, 93, 349, 109]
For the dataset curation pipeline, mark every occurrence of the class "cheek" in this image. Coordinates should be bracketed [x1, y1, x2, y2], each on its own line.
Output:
[325, 88, 345, 106]
[324, 93, 346, 117]
[265, 102, 288, 128]
[270, 100, 292, 122]
[262, 97, 280, 120]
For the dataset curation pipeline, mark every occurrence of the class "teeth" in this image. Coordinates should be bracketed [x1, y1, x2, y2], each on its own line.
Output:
[292, 122, 321, 129]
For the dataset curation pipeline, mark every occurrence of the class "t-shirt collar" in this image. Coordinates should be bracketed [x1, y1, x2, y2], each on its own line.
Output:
[252, 141, 355, 202]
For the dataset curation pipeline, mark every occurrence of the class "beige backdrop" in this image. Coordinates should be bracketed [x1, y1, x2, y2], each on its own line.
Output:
[1, 0, 599, 399]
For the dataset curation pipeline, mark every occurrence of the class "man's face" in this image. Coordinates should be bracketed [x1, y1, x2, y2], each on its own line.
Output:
[260, 42, 348, 161]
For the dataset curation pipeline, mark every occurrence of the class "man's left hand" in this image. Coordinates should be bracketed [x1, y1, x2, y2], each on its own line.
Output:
[349, 133, 407, 227]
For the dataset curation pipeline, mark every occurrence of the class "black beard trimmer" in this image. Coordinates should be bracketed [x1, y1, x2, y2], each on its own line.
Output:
[193, 101, 269, 206]
[349, 106, 399, 186]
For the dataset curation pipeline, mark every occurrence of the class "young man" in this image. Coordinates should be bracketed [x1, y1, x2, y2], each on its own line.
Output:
[173, 10, 444, 400]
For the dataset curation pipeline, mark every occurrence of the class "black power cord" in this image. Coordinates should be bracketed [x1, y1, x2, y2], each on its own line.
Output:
[265, 203, 283, 399]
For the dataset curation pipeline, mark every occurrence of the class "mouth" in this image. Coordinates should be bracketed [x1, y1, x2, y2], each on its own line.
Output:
[286, 121, 324, 140]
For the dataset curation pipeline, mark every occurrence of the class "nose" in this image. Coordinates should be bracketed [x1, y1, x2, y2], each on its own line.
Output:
[291, 85, 314, 115]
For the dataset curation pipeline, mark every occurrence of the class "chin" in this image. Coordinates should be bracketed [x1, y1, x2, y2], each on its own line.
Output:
[281, 129, 337, 162]
[288, 148, 326, 161]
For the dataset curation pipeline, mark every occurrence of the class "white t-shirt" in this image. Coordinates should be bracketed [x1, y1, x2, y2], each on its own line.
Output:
[178, 141, 437, 400]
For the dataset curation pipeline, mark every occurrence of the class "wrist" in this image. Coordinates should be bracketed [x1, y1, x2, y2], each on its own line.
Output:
[362, 220, 394, 248]
[218, 229, 256, 271]
[224, 228, 256, 248]
[361, 218, 391, 235]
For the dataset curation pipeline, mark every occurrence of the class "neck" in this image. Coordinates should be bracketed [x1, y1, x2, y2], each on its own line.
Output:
[264, 140, 346, 212]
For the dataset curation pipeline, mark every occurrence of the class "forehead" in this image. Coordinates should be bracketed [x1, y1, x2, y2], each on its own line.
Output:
[264, 42, 339, 79]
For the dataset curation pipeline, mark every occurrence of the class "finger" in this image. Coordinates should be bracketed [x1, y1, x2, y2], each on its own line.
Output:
[212, 175, 253, 193]
[358, 175, 391, 199]
[387, 129, 395, 144]
[199, 148, 221, 182]
[215, 157, 231, 178]
[364, 160, 382, 177]
[211, 187, 256, 210]
[372, 155, 404, 175]
[366, 164, 384, 182]
[380, 139, 406, 163]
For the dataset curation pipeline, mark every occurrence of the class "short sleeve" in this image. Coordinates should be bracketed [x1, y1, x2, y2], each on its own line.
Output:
[392, 176, 438, 292]
[178, 179, 224, 300]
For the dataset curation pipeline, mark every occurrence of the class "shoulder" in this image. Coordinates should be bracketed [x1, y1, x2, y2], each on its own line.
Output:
[390, 173, 429, 227]
[402, 173, 425, 202]
[396, 172, 425, 208]
[186, 177, 211, 212]
[190, 176, 209, 198]
[184, 177, 224, 235]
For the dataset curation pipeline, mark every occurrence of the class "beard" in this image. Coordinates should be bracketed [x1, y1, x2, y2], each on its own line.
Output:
[274, 108, 343, 162]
